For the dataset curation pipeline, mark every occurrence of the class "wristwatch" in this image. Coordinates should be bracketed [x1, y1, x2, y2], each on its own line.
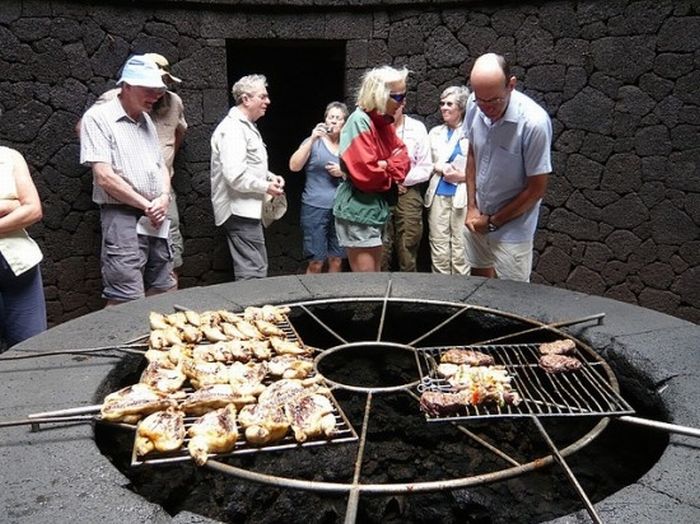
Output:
[487, 216, 499, 232]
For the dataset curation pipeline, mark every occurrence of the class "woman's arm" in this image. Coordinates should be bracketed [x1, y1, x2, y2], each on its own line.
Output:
[0, 150, 42, 235]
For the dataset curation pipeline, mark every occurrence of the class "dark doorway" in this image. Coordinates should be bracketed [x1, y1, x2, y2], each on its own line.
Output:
[225, 40, 346, 270]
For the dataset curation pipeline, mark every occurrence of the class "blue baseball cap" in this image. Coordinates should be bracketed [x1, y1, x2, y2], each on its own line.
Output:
[117, 55, 167, 89]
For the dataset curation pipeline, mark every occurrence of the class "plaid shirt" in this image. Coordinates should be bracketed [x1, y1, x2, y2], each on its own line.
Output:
[80, 97, 165, 204]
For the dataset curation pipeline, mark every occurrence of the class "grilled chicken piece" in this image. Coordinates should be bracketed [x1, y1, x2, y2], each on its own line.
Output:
[539, 339, 576, 356]
[166, 311, 187, 330]
[188, 404, 239, 466]
[139, 360, 186, 393]
[237, 403, 289, 445]
[269, 336, 308, 356]
[184, 310, 201, 327]
[202, 325, 228, 343]
[440, 349, 495, 366]
[144, 348, 170, 364]
[135, 407, 185, 456]
[539, 354, 582, 373]
[199, 311, 222, 328]
[254, 319, 285, 338]
[180, 325, 202, 344]
[268, 355, 314, 379]
[149, 311, 170, 330]
[436, 363, 459, 378]
[181, 384, 254, 415]
[233, 319, 265, 340]
[247, 340, 272, 360]
[167, 344, 191, 365]
[285, 393, 336, 443]
[100, 384, 176, 424]
[182, 358, 230, 389]
[217, 310, 240, 324]
[244, 305, 290, 323]
[229, 361, 268, 398]
[220, 321, 247, 339]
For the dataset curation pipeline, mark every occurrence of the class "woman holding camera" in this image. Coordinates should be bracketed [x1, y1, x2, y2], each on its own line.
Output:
[289, 101, 349, 273]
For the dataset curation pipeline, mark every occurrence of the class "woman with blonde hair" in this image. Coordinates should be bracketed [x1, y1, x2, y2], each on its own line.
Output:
[333, 66, 411, 272]
[424, 85, 471, 274]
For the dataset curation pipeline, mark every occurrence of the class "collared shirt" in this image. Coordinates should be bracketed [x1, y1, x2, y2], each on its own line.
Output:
[94, 89, 187, 177]
[0, 147, 42, 276]
[465, 89, 552, 242]
[210, 106, 271, 226]
[80, 97, 165, 205]
[396, 115, 432, 187]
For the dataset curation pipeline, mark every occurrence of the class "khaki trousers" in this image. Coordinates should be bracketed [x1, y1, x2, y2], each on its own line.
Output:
[381, 186, 424, 272]
[427, 195, 469, 275]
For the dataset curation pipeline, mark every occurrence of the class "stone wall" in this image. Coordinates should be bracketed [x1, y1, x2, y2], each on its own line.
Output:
[0, 0, 697, 324]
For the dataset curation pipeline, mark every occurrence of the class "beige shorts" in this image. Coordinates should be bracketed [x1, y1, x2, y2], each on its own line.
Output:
[463, 230, 533, 282]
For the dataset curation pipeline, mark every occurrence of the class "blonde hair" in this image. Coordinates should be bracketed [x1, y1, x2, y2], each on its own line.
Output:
[231, 74, 267, 105]
[356, 66, 409, 113]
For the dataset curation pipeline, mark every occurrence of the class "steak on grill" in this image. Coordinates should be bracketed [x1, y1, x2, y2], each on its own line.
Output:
[539, 339, 576, 356]
[440, 348, 495, 366]
[419, 391, 469, 417]
[538, 354, 583, 373]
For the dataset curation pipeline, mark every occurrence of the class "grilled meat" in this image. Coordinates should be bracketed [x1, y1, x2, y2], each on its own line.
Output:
[192, 341, 251, 364]
[220, 321, 246, 339]
[269, 336, 308, 356]
[188, 404, 239, 466]
[440, 348, 495, 366]
[268, 355, 314, 379]
[100, 384, 176, 424]
[229, 361, 268, 398]
[135, 407, 185, 456]
[436, 363, 459, 378]
[419, 390, 469, 417]
[539, 339, 576, 356]
[232, 319, 265, 340]
[539, 354, 583, 373]
[244, 304, 290, 323]
[181, 358, 230, 389]
[285, 393, 336, 443]
[139, 360, 186, 393]
[149, 311, 170, 330]
[181, 384, 253, 415]
[201, 325, 228, 343]
[254, 319, 285, 338]
[446, 365, 521, 407]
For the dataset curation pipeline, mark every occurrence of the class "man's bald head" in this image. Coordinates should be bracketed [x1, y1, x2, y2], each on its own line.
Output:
[469, 53, 516, 122]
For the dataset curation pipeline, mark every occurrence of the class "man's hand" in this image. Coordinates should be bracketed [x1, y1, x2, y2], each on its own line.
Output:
[266, 175, 285, 197]
[466, 207, 488, 234]
[145, 193, 170, 227]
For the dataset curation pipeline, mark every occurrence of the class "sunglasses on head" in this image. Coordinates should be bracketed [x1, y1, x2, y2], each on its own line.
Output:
[389, 92, 406, 103]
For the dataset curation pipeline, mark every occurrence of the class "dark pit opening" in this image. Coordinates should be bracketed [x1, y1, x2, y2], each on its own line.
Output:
[94, 299, 670, 523]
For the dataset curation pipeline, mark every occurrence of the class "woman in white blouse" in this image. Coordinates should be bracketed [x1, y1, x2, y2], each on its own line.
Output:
[0, 145, 46, 348]
[424, 85, 471, 274]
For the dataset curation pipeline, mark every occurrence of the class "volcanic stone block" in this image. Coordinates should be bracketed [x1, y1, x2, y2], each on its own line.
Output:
[591, 36, 655, 83]
[526, 65, 566, 91]
[565, 154, 603, 189]
[0, 99, 51, 142]
[425, 27, 466, 68]
[558, 87, 614, 134]
[639, 288, 680, 313]
[639, 72, 674, 101]
[388, 17, 425, 55]
[635, 125, 672, 156]
[601, 154, 642, 193]
[601, 194, 649, 229]
[456, 25, 498, 58]
[540, 2, 579, 38]
[566, 266, 606, 296]
[549, 208, 599, 241]
[536, 246, 571, 283]
[650, 204, 697, 245]
[639, 262, 675, 289]
[514, 17, 554, 67]
[658, 16, 700, 52]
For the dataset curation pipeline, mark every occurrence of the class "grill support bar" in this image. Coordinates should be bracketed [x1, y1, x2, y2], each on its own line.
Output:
[531, 416, 603, 524]
[345, 392, 373, 524]
[617, 415, 700, 438]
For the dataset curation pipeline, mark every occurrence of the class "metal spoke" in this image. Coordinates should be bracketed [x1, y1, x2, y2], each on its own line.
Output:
[531, 416, 602, 524]
[344, 392, 373, 524]
[617, 416, 700, 438]
[376, 279, 393, 342]
[408, 305, 472, 346]
[298, 304, 348, 344]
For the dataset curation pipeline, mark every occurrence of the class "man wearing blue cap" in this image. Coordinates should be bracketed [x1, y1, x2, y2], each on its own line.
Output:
[80, 55, 175, 305]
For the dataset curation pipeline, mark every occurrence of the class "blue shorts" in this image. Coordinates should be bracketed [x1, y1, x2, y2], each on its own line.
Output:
[0, 253, 47, 347]
[300, 203, 345, 261]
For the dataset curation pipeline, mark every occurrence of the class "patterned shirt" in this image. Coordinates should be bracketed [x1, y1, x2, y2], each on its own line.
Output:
[80, 97, 165, 205]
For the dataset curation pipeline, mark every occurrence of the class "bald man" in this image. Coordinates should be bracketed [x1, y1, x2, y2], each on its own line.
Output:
[463, 53, 552, 282]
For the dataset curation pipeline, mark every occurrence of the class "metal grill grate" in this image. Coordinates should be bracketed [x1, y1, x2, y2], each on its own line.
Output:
[130, 389, 358, 466]
[416, 343, 634, 421]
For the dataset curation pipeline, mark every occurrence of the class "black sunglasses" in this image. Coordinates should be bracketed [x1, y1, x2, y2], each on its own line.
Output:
[389, 92, 406, 103]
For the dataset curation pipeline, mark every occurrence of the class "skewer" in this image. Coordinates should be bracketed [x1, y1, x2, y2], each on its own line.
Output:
[0, 415, 96, 429]
[28, 404, 102, 419]
[531, 416, 602, 524]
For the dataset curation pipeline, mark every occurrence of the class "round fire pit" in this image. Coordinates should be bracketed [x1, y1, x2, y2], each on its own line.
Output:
[1, 274, 698, 523]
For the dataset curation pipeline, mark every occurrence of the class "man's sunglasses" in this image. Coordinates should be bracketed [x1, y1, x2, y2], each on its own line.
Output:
[389, 92, 407, 103]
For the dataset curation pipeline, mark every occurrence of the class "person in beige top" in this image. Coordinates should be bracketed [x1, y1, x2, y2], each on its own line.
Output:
[79, 53, 188, 278]
[0, 144, 47, 348]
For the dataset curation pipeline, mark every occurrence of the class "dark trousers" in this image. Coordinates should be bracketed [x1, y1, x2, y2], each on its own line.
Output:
[0, 253, 47, 348]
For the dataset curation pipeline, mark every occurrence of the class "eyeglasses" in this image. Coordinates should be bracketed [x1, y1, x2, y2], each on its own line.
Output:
[389, 92, 406, 103]
[475, 96, 506, 106]
[439, 101, 455, 107]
